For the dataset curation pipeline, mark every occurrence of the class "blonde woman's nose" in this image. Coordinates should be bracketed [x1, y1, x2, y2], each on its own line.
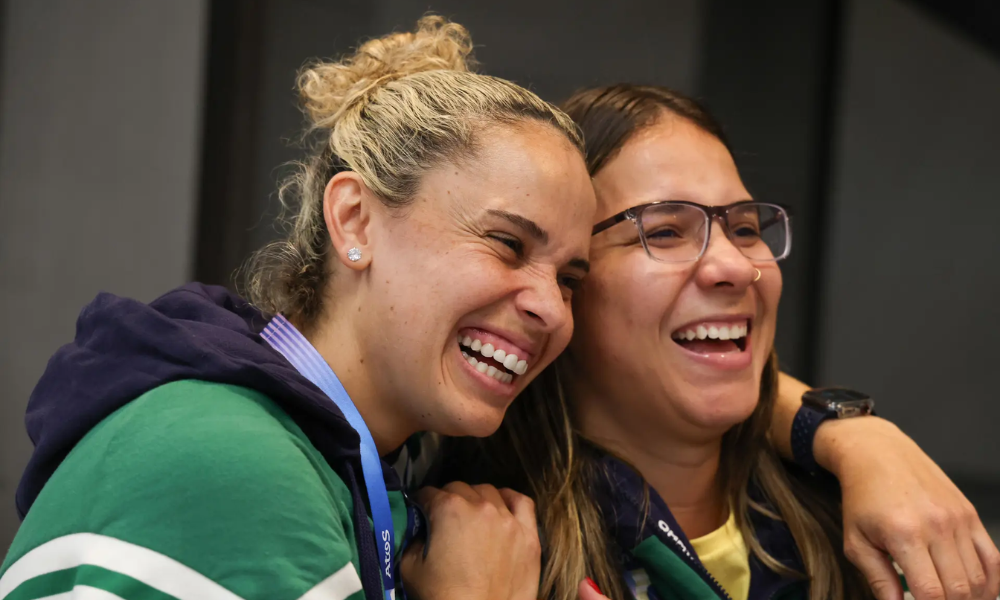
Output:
[515, 274, 571, 333]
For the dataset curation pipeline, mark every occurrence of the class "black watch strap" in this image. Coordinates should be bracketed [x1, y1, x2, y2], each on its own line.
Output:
[791, 403, 835, 474]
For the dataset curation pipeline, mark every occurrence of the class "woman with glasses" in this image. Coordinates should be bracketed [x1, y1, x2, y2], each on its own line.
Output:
[446, 85, 1000, 600]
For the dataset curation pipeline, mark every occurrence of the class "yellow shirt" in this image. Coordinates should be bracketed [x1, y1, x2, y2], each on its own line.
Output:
[689, 510, 751, 600]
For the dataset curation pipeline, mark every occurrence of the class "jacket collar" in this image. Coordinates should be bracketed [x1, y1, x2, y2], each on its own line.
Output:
[593, 453, 806, 600]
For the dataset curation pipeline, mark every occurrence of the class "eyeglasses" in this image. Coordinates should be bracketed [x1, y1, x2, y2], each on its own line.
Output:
[591, 200, 793, 263]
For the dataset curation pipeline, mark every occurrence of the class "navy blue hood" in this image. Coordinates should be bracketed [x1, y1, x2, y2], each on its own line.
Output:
[16, 283, 366, 519]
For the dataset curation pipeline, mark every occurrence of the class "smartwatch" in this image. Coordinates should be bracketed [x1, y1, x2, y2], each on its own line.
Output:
[791, 387, 876, 473]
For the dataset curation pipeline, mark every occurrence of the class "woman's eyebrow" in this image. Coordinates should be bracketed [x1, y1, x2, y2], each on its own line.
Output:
[568, 258, 591, 273]
[487, 209, 548, 244]
[486, 208, 588, 271]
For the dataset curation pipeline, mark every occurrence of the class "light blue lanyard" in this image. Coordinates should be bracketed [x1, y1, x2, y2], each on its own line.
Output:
[262, 315, 395, 600]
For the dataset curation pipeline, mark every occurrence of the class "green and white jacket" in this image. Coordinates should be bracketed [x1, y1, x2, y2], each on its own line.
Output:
[2, 285, 418, 600]
[2, 381, 410, 600]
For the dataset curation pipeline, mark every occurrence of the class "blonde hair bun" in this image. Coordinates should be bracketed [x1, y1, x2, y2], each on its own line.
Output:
[298, 15, 475, 128]
[245, 15, 580, 324]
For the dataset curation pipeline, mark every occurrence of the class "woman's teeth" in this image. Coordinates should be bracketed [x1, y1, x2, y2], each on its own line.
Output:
[671, 323, 748, 341]
[460, 335, 528, 382]
[461, 352, 515, 383]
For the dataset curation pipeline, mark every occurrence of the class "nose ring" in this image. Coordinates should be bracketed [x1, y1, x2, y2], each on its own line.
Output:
[753, 268, 761, 282]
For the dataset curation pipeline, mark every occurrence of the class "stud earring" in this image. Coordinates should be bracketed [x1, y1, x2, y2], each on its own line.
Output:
[347, 247, 362, 262]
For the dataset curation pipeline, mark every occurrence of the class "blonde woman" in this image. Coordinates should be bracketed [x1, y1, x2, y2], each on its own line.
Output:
[1, 18, 597, 600]
[452, 85, 1000, 600]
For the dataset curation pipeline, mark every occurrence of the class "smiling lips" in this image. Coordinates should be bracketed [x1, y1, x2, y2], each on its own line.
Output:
[671, 319, 750, 354]
[458, 330, 531, 385]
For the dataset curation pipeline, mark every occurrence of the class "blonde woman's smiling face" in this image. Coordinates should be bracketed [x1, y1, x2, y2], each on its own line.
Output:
[363, 122, 596, 438]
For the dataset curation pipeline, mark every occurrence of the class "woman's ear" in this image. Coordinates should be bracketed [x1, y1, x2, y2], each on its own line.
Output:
[323, 172, 374, 271]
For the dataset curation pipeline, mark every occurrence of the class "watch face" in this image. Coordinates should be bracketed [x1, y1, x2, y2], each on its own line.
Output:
[803, 387, 874, 416]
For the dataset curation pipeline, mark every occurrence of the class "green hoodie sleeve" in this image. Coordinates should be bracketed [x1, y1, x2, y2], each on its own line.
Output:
[1, 380, 380, 600]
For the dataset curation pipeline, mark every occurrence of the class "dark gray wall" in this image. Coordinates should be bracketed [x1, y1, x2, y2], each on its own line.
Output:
[819, 0, 1000, 478]
[0, 0, 208, 551]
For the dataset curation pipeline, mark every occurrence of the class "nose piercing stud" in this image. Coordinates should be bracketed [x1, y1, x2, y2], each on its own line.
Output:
[347, 247, 362, 262]
[753, 268, 761, 282]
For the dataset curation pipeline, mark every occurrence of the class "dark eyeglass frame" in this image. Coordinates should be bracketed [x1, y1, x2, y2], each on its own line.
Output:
[591, 200, 794, 263]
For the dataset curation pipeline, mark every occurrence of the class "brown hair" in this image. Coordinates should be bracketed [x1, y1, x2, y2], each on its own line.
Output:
[241, 16, 582, 327]
[450, 85, 873, 600]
